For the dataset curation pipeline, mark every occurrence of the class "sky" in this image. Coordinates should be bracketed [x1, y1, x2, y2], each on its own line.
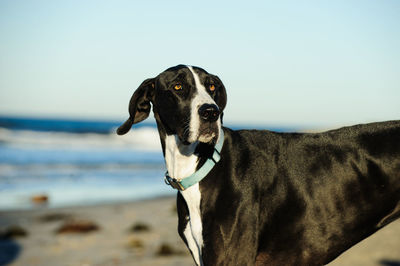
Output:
[0, 0, 399, 129]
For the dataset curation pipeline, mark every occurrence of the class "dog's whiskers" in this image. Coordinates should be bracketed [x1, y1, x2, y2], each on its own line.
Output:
[182, 118, 191, 142]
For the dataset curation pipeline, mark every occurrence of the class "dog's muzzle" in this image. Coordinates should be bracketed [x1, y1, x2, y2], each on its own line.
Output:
[196, 104, 220, 144]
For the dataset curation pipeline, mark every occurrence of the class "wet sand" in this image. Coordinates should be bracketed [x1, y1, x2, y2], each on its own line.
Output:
[0, 196, 399, 266]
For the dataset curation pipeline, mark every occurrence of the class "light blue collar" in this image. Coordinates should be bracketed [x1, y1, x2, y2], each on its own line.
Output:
[164, 129, 224, 191]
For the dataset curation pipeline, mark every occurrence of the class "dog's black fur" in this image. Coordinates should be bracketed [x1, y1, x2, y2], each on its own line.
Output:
[195, 123, 400, 265]
[118, 65, 400, 265]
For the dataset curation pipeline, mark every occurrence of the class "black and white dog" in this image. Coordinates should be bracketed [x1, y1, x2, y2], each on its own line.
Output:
[117, 65, 400, 265]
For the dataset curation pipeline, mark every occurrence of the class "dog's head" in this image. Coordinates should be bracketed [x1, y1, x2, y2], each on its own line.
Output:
[117, 65, 227, 147]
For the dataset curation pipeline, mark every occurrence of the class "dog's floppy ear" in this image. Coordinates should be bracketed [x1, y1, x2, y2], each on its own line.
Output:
[213, 75, 227, 112]
[117, 78, 155, 135]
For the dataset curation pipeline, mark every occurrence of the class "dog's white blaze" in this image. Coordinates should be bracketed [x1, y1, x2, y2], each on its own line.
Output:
[164, 134, 203, 266]
[187, 66, 220, 143]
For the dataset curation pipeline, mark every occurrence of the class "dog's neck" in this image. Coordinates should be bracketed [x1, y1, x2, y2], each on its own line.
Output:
[163, 132, 220, 181]
[164, 135, 200, 180]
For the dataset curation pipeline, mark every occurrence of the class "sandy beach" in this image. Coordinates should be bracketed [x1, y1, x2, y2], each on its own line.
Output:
[1, 196, 399, 266]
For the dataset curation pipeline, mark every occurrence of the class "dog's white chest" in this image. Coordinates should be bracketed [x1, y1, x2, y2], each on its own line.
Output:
[181, 184, 203, 266]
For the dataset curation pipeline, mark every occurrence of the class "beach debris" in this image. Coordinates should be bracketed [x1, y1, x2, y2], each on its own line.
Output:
[156, 243, 174, 256]
[38, 213, 72, 223]
[129, 222, 151, 233]
[55, 220, 100, 234]
[31, 194, 49, 205]
[0, 225, 28, 239]
[155, 242, 186, 256]
[126, 237, 145, 250]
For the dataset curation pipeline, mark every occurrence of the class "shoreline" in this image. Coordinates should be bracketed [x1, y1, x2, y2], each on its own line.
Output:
[1, 196, 399, 266]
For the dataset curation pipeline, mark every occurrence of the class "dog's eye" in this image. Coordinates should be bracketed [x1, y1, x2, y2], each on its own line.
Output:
[209, 84, 216, 92]
[174, 84, 182, 91]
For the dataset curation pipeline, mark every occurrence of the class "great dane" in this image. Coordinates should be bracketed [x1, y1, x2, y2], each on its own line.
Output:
[117, 65, 400, 265]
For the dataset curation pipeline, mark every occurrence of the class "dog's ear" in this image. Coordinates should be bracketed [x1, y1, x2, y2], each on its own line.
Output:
[117, 78, 155, 135]
[213, 75, 227, 112]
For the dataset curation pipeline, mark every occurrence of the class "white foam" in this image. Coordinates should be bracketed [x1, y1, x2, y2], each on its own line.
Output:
[0, 127, 161, 151]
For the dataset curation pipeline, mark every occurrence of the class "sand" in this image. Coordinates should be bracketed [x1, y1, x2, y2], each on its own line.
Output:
[0, 196, 399, 266]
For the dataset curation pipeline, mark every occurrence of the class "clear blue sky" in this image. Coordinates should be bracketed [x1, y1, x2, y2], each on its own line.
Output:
[1, 0, 399, 128]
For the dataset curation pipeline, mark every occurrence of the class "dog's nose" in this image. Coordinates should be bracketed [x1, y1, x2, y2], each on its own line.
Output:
[198, 104, 220, 122]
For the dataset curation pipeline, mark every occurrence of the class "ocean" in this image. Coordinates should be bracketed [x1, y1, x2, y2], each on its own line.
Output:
[0, 116, 296, 210]
[0, 116, 170, 210]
